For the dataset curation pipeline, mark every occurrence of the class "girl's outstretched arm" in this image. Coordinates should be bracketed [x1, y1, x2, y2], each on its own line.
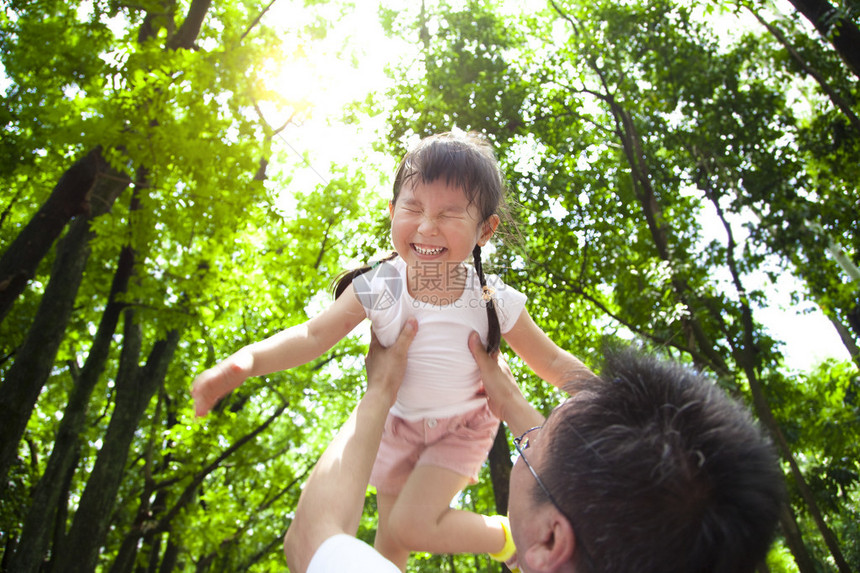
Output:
[191, 283, 367, 416]
[502, 309, 596, 391]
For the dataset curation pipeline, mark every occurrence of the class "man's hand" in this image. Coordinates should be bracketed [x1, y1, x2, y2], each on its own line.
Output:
[468, 331, 544, 437]
[365, 318, 418, 406]
[284, 319, 417, 573]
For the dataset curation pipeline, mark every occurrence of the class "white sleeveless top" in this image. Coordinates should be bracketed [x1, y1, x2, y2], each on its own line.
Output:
[353, 257, 526, 420]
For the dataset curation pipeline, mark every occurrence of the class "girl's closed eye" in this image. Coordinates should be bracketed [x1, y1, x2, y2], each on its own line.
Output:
[399, 205, 421, 215]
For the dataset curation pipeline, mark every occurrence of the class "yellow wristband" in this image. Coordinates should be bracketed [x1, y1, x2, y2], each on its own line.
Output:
[488, 515, 517, 563]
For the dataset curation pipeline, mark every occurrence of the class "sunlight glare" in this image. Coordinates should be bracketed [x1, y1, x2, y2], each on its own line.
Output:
[257, 2, 413, 203]
[263, 53, 317, 116]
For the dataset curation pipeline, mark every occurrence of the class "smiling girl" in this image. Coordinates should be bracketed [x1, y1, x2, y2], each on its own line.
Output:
[191, 131, 592, 570]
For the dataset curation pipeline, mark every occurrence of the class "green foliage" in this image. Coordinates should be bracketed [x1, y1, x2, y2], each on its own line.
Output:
[769, 540, 801, 572]
[1, 0, 858, 571]
[768, 361, 860, 569]
[0, 0, 394, 570]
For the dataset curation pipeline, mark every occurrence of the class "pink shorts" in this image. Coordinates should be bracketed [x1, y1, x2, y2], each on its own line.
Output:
[370, 403, 500, 495]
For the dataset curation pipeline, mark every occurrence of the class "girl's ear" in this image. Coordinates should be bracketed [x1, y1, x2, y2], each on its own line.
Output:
[478, 214, 501, 246]
[388, 200, 395, 220]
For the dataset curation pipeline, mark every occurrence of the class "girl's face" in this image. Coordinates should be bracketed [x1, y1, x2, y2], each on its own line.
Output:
[389, 178, 499, 277]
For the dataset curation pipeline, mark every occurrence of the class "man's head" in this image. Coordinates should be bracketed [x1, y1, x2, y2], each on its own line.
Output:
[509, 347, 785, 573]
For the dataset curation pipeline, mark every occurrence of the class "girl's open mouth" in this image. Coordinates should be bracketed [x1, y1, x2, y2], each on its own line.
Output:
[412, 244, 446, 256]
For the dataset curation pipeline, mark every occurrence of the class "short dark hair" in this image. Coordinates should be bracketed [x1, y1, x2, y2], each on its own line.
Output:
[540, 347, 784, 573]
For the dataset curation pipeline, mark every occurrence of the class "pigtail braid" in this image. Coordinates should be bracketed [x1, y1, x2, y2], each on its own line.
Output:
[332, 251, 398, 299]
[472, 244, 501, 354]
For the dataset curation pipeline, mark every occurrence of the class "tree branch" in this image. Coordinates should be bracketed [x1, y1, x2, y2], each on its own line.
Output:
[167, 0, 212, 50]
[153, 402, 289, 532]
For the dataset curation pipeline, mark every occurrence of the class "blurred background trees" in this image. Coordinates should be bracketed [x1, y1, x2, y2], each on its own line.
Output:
[0, 0, 857, 571]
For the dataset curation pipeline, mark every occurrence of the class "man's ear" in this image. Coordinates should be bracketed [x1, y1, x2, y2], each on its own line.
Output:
[478, 214, 501, 246]
[521, 512, 575, 572]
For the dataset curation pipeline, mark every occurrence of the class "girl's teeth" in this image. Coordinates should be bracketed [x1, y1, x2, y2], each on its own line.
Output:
[415, 245, 443, 255]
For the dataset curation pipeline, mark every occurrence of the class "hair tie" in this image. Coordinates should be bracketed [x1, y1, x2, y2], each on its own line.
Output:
[481, 285, 496, 302]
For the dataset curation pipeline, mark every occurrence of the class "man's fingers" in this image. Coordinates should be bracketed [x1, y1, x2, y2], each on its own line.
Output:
[468, 331, 486, 361]
[367, 318, 417, 368]
[470, 330, 514, 382]
[468, 331, 499, 365]
[393, 318, 418, 351]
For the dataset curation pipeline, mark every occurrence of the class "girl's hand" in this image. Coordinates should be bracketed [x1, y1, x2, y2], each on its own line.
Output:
[190, 351, 253, 417]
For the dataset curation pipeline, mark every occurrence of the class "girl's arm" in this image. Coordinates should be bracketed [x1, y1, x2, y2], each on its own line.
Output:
[192, 283, 367, 416]
[502, 309, 595, 391]
[244, 283, 367, 375]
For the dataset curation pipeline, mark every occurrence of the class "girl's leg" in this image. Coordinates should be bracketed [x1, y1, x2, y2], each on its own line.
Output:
[386, 464, 507, 556]
[374, 492, 411, 572]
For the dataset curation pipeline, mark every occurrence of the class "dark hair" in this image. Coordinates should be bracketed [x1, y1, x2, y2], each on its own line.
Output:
[540, 347, 784, 573]
[334, 132, 509, 353]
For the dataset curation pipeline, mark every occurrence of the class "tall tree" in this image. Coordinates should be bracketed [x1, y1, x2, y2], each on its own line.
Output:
[7, 242, 134, 572]
[0, 164, 128, 486]
[0, 0, 381, 570]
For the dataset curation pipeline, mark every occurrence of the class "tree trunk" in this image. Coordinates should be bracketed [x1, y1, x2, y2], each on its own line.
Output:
[786, 0, 860, 79]
[741, 352, 852, 573]
[7, 245, 134, 572]
[48, 442, 80, 570]
[0, 217, 91, 489]
[487, 423, 512, 515]
[54, 322, 180, 573]
[0, 147, 118, 323]
[0, 163, 129, 488]
[1, 533, 17, 573]
[111, 386, 176, 573]
[156, 535, 180, 573]
[146, 532, 164, 573]
[109, 504, 148, 573]
[748, 6, 860, 136]
[778, 501, 819, 573]
[194, 553, 214, 573]
[610, 97, 731, 375]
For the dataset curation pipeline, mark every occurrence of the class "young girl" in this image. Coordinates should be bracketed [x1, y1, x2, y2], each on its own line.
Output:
[191, 132, 592, 570]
